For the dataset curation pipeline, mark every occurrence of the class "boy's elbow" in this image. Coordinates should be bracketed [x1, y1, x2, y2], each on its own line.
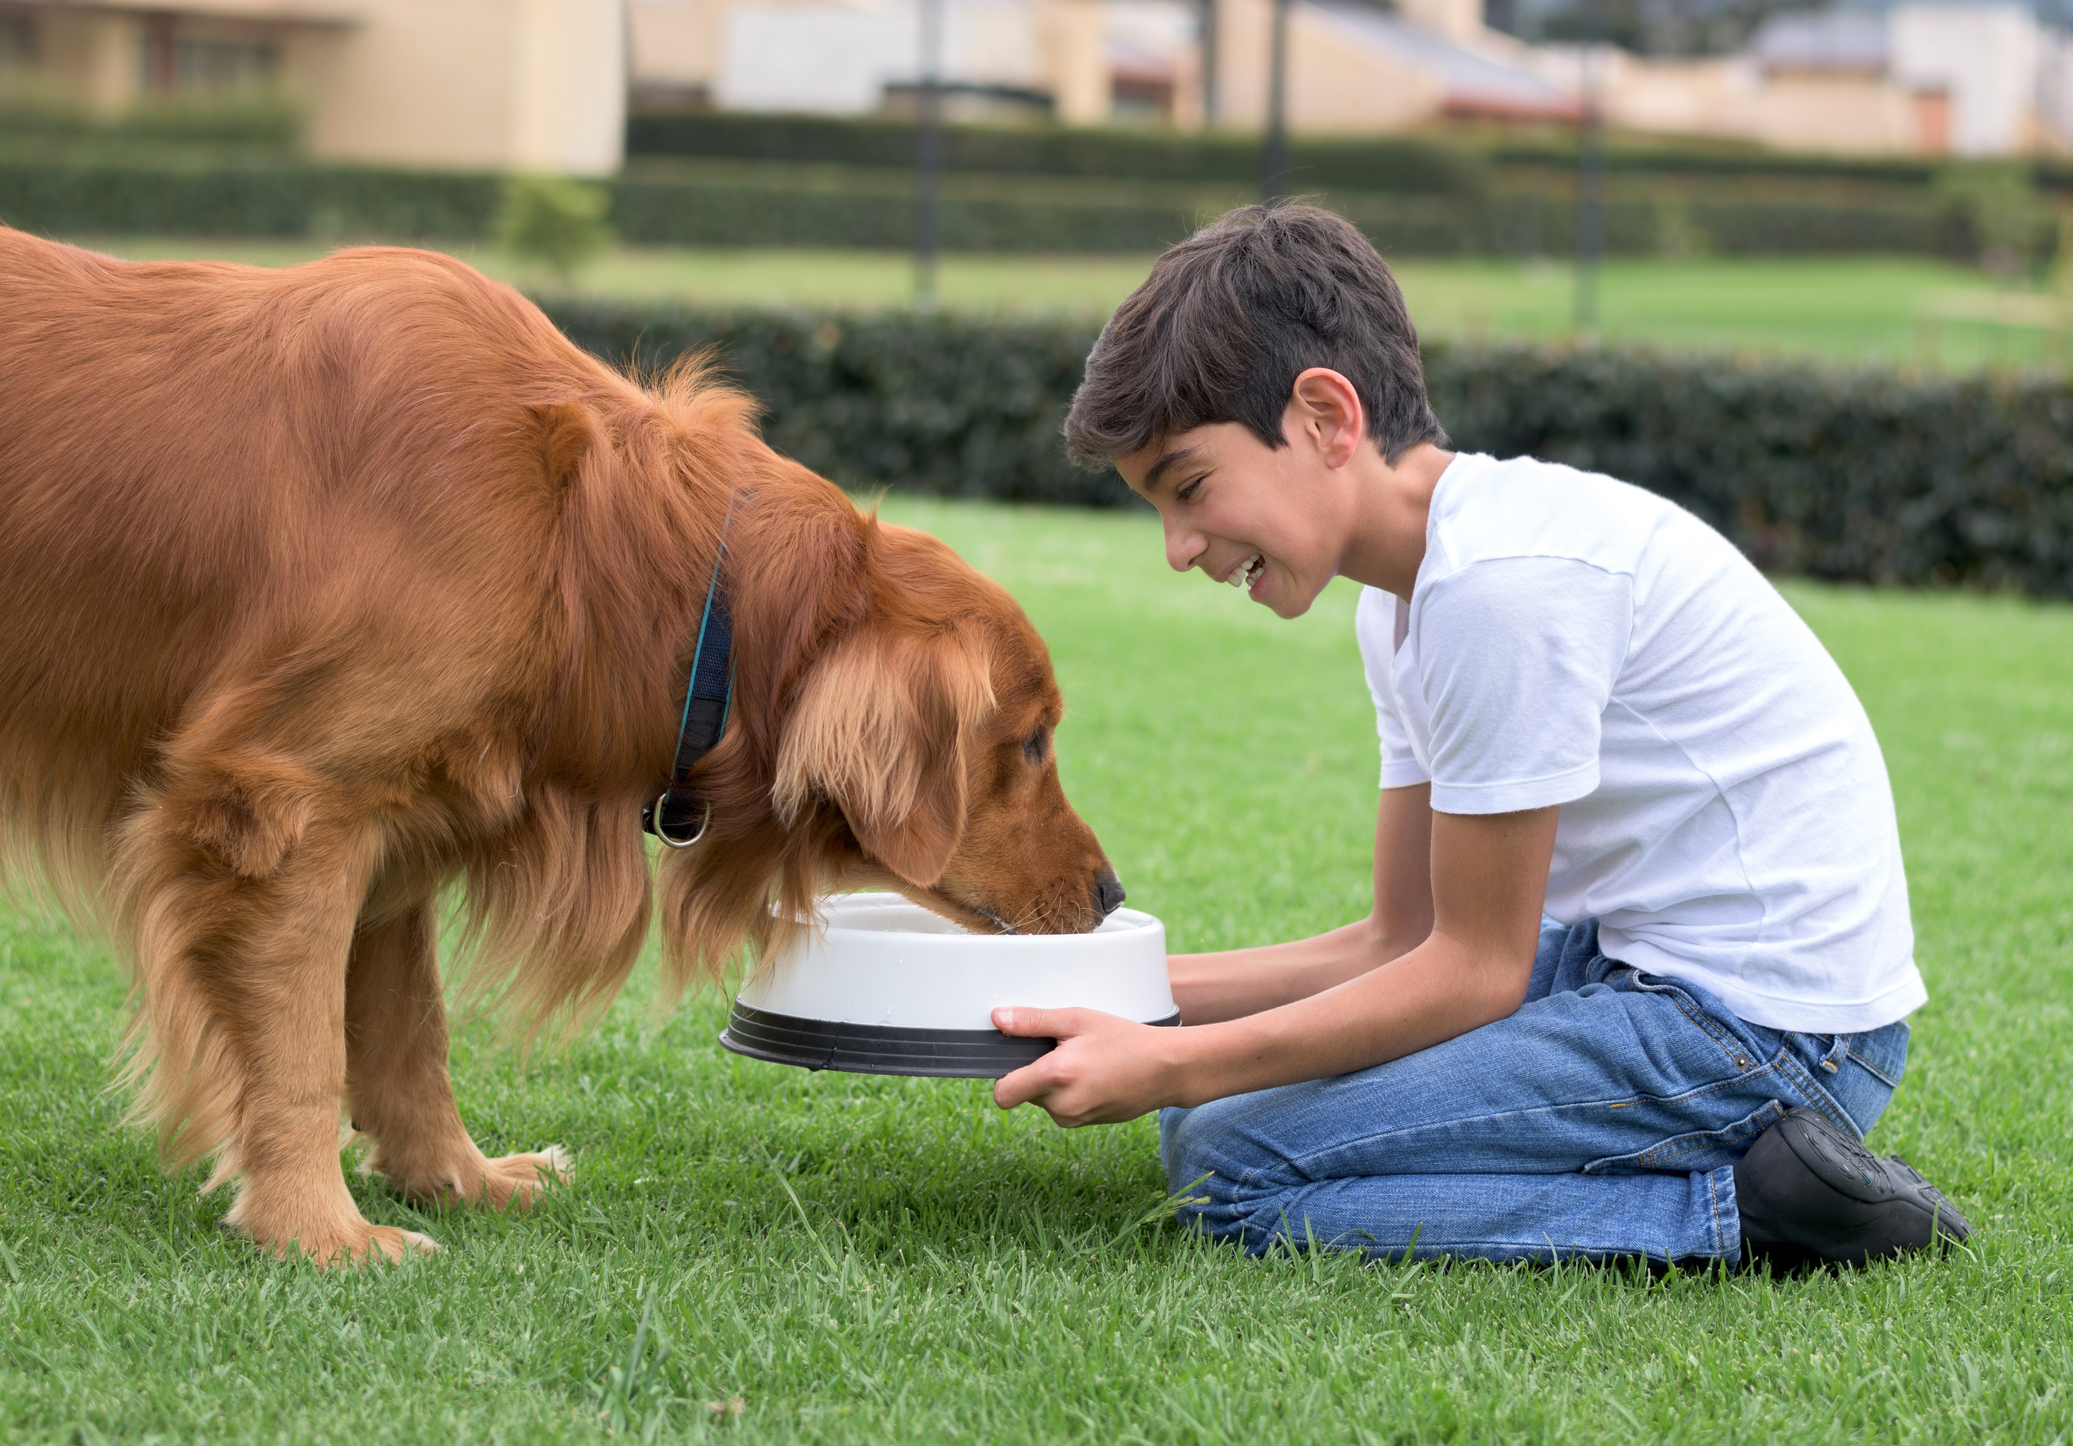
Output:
[1478, 952, 1536, 1020]
[1360, 912, 1430, 970]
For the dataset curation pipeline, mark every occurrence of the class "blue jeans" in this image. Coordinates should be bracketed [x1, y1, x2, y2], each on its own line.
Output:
[1158, 919, 1910, 1267]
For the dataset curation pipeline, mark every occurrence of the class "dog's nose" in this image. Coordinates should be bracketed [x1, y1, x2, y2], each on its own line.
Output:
[1094, 867, 1126, 916]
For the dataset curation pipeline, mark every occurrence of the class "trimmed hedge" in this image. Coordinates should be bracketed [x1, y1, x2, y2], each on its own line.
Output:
[0, 159, 1211, 252]
[611, 171, 1203, 252]
[0, 158, 1992, 260]
[620, 114, 2029, 262]
[547, 303, 1131, 509]
[541, 300, 2073, 597]
[0, 162, 501, 239]
[627, 112, 1487, 194]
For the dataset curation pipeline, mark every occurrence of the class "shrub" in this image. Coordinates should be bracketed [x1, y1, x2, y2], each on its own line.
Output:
[0, 161, 500, 237]
[547, 302, 1130, 508]
[0, 157, 1999, 261]
[626, 112, 1487, 194]
[496, 174, 614, 282]
[540, 299, 2073, 597]
[0, 89, 302, 158]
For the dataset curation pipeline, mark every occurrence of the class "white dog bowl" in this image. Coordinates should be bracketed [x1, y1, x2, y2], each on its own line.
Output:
[719, 892, 1177, 1078]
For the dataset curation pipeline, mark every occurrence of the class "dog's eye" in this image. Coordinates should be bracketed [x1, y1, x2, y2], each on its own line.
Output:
[1022, 725, 1048, 764]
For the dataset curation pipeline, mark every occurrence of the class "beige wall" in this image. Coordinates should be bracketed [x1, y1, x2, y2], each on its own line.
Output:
[1588, 51, 1924, 155]
[302, 0, 624, 174]
[630, 0, 722, 90]
[1213, 0, 1445, 134]
[15, 0, 624, 174]
[1744, 73, 1920, 154]
[1039, 0, 1108, 125]
[32, 8, 146, 118]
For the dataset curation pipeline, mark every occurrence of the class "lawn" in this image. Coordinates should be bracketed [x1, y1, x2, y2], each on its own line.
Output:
[1, 498, 2068, 1443]
[62, 235, 2073, 370]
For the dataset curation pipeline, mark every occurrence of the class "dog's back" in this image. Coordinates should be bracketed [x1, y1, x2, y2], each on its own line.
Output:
[0, 229, 647, 897]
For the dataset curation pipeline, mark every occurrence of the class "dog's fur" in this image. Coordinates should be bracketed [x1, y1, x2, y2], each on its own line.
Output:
[0, 228, 1119, 1263]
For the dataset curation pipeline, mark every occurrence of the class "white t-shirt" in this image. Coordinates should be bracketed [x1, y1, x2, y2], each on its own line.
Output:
[1357, 452, 1924, 1033]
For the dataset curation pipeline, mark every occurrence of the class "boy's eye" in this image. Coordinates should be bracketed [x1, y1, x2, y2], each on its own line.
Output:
[1176, 478, 1202, 502]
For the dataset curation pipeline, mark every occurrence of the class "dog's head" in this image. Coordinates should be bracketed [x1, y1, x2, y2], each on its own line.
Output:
[772, 524, 1121, 936]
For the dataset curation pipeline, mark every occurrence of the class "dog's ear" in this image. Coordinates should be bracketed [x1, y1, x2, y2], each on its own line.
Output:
[773, 626, 994, 887]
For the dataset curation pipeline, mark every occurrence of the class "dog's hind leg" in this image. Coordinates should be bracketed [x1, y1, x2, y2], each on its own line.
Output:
[120, 783, 434, 1266]
[343, 896, 569, 1210]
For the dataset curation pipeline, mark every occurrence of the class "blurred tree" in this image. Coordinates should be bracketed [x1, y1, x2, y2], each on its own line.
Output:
[1934, 164, 2052, 277]
[496, 175, 613, 285]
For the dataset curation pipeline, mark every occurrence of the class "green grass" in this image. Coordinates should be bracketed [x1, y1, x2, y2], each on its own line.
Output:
[2, 498, 2069, 1442]
[61, 236, 2073, 369]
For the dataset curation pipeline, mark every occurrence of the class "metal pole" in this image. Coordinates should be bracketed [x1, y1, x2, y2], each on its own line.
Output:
[915, 0, 945, 307]
[1262, 0, 1290, 201]
[1199, 0, 1218, 125]
[1574, 43, 1606, 335]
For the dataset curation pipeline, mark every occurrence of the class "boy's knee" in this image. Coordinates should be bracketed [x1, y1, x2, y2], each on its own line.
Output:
[1158, 1097, 1268, 1202]
[1157, 1105, 1203, 1194]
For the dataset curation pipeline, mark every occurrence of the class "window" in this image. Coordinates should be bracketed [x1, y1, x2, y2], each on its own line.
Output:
[139, 26, 279, 95]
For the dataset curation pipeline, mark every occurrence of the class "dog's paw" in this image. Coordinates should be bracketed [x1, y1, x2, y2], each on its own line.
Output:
[239, 1217, 439, 1268]
[356, 1226, 441, 1265]
[475, 1145, 570, 1211]
[367, 1139, 570, 1210]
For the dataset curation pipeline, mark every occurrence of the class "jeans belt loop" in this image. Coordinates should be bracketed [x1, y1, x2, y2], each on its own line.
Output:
[1819, 1032, 1851, 1074]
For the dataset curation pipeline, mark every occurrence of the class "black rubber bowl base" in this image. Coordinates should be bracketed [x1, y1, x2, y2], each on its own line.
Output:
[720, 1002, 1181, 1079]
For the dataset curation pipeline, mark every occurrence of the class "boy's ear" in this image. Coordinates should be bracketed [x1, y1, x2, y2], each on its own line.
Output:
[1289, 367, 1366, 466]
[773, 626, 995, 887]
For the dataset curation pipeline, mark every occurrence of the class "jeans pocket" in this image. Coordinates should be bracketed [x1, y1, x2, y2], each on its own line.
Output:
[1620, 969, 1770, 1075]
[1579, 1099, 1788, 1175]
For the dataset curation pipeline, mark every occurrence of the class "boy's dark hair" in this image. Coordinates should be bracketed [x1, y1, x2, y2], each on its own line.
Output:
[1063, 203, 1445, 468]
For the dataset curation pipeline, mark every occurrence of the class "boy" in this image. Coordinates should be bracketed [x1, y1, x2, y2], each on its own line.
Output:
[988, 204, 1970, 1271]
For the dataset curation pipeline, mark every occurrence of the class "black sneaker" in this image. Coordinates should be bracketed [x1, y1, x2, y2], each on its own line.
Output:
[1734, 1107, 1972, 1271]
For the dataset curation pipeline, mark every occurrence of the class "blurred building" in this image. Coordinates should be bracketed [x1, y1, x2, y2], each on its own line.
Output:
[1204, 0, 1573, 129]
[629, 0, 1117, 124]
[0, 0, 626, 173]
[1542, 3, 2072, 156]
[628, 0, 1570, 129]
[628, 0, 2073, 155]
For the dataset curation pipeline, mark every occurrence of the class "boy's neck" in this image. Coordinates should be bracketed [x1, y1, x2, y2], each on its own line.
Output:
[1342, 442, 1454, 602]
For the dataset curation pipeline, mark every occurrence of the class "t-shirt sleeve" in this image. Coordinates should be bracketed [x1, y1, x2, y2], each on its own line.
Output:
[1414, 557, 1634, 815]
[1355, 585, 1429, 789]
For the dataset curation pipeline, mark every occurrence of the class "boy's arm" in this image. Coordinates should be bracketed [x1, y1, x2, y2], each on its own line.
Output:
[992, 804, 1556, 1127]
[1167, 783, 1437, 1024]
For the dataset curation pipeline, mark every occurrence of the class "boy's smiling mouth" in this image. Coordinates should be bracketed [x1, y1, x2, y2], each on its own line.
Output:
[1223, 552, 1266, 593]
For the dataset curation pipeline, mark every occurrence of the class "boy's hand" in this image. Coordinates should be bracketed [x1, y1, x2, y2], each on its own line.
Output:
[990, 1007, 1183, 1127]
[991, 806, 1555, 1124]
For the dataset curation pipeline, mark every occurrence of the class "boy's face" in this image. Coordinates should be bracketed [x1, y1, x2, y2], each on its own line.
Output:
[1114, 405, 1353, 621]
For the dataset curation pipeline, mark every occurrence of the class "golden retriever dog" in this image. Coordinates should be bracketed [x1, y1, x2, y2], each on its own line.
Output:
[0, 227, 1122, 1264]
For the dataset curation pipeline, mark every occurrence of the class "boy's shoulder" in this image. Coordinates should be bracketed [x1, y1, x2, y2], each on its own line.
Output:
[1425, 453, 1717, 587]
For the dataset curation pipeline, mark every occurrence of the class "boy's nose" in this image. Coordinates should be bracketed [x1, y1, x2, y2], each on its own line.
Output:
[1162, 517, 1202, 574]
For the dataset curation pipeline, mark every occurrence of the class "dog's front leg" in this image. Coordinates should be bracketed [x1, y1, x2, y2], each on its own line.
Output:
[120, 782, 435, 1265]
[344, 897, 568, 1210]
